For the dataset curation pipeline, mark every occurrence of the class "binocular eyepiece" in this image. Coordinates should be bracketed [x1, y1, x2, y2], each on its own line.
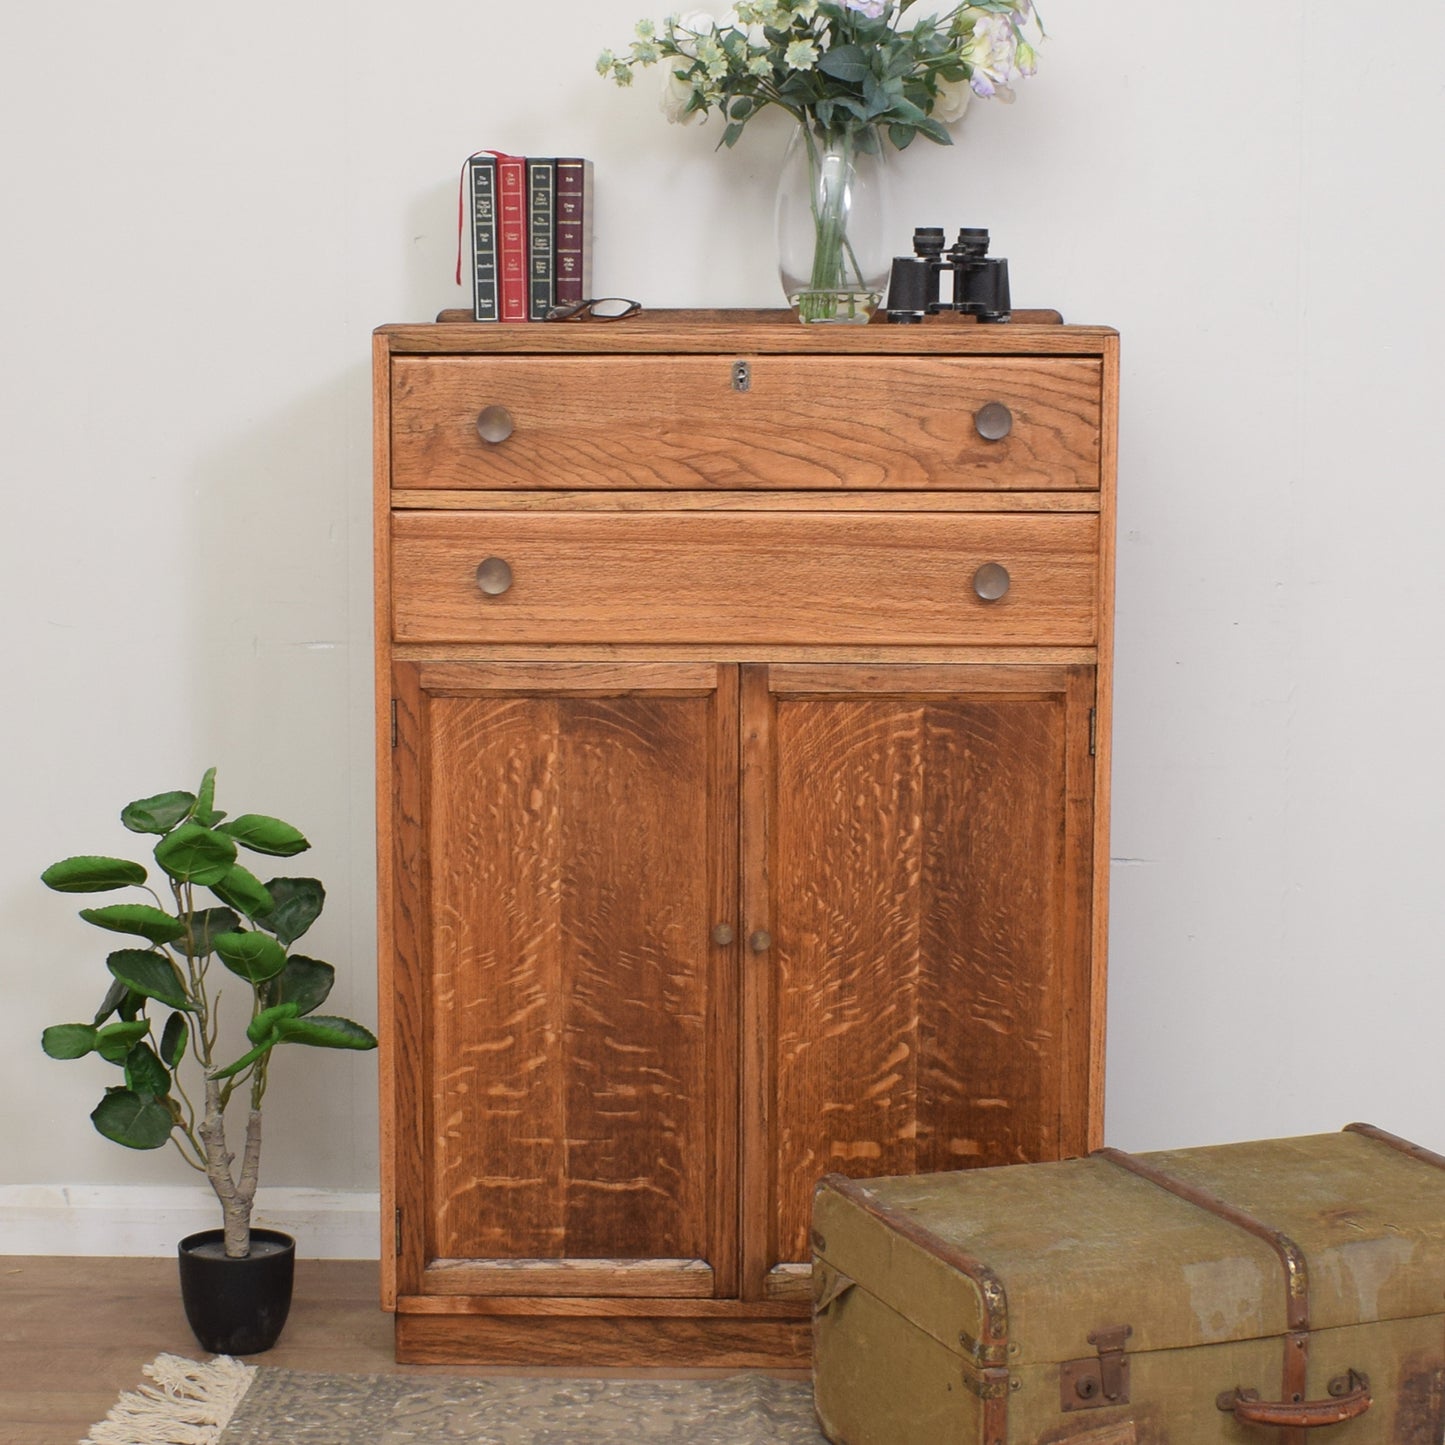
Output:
[886, 227, 1011, 324]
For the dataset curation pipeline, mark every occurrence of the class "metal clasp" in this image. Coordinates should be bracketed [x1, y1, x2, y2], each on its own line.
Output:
[732, 359, 751, 392]
[1059, 1324, 1133, 1412]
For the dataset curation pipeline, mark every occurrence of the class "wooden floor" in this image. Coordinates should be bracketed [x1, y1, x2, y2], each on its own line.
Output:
[0, 1256, 806, 1445]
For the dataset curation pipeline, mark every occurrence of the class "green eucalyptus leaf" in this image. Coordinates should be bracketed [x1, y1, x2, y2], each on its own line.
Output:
[256, 878, 324, 947]
[160, 1011, 189, 1070]
[40, 856, 147, 894]
[213, 930, 288, 983]
[42, 1023, 99, 1060]
[210, 864, 275, 922]
[106, 949, 193, 1011]
[96, 1020, 152, 1064]
[124, 1042, 170, 1096]
[272, 955, 335, 1016]
[91, 1087, 174, 1150]
[210, 1040, 273, 1081]
[216, 814, 310, 858]
[248, 1001, 300, 1045]
[92, 976, 130, 1026]
[174, 906, 241, 958]
[121, 791, 196, 835]
[154, 824, 236, 886]
[79, 904, 187, 946]
[274, 1014, 378, 1051]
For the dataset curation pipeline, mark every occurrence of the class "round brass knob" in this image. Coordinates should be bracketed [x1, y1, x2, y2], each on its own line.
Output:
[476, 405, 514, 444]
[973, 562, 1010, 602]
[749, 930, 772, 954]
[974, 402, 1013, 441]
[711, 924, 735, 947]
[475, 557, 513, 596]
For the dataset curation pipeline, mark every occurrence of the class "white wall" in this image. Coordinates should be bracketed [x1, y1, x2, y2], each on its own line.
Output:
[2, 1, 1442, 1253]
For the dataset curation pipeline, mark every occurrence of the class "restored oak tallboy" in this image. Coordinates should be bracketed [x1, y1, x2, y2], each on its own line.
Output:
[373, 310, 1119, 1365]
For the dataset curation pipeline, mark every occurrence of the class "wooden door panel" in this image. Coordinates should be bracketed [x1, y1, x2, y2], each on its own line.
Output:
[391, 662, 738, 1296]
[742, 664, 1095, 1291]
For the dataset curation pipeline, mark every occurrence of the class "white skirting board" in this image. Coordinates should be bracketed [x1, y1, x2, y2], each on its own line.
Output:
[0, 1185, 380, 1257]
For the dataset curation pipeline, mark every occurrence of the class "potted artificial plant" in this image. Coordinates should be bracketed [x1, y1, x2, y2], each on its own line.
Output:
[39, 768, 377, 1355]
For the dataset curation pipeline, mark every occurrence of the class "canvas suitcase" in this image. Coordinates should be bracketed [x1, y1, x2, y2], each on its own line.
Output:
[812, 1124, 1445, 1443]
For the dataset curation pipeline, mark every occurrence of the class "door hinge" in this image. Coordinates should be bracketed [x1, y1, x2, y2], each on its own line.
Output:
[394, 1206, 403, 1256]
[391, 699, 398, 750]
[1088, 707, 1097, 757]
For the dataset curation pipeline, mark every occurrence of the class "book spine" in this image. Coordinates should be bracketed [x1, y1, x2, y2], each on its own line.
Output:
[468, 155, 499, 322]
[496, 155, 529, 323]
[527, 159, 557, 320]
[554, 158, 594, 309]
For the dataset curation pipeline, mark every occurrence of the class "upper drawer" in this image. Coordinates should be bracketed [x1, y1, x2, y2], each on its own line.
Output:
[389, 356, 1102, 492]
[390, 511, 1099, 647]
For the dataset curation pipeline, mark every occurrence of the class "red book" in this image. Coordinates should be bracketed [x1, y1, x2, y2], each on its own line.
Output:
[495, 154, 529, 323]
[553, 158, 594, 309]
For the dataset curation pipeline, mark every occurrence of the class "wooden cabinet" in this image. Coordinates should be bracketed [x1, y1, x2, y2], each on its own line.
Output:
[374, 311, 1118, 1366]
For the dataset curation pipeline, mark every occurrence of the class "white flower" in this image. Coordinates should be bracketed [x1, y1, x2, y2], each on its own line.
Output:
[843, 0, 886, 16]
[931, 70, 972, 125]
[660, 62, 704, 123]
[967, 14, 1022, 99]
[784, 37, 819, 69]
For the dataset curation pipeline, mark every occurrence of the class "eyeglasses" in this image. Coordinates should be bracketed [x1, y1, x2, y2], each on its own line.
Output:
[544, 298, 642, 322]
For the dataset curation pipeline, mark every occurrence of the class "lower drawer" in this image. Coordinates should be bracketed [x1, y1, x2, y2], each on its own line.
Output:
[389, 511, 1099, 646]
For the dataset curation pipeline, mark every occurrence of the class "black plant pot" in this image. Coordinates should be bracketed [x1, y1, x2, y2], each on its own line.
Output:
[177, 1227, 296, 1355]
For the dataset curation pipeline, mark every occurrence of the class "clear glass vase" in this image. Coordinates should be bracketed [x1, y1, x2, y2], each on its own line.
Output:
[775, 122, 890, 324]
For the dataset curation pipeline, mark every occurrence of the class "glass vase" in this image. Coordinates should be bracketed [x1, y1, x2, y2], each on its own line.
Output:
[775, 121, 890, 324]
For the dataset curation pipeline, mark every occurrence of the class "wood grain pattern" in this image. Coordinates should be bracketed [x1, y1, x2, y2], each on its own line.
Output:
[390, 356, 1101, 491]
[392, 663, 737, 1287]
[382, 308, 1116, 358]
[391, 489, 1103, 514]
[391, 511, 1099, 647]
[373, 314, 1118, 1365]
[744, 664, 1096, 1274]
[394, 1312, 811, 1368]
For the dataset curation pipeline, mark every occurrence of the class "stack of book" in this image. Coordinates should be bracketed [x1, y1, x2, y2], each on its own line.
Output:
[466, 153, 594, 323]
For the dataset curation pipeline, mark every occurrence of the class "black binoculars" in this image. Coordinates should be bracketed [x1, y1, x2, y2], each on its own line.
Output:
[886, 227, 1011, 323]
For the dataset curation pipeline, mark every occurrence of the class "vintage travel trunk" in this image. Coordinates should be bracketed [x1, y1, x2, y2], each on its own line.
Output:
[812, 1125, 1445, 1443]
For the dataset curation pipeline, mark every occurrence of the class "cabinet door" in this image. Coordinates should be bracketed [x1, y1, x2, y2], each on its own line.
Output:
[740, 663, 1097, 1300]
[388, 661, 739, 1300]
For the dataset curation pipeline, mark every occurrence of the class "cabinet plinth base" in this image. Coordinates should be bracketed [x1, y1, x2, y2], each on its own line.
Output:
[394, 1302, 812, 1368]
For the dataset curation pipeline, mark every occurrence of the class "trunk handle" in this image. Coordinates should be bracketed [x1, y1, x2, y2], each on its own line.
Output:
[1217, 1371, 1371, 1428]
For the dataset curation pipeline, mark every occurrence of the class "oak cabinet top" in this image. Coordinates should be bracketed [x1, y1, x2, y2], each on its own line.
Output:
[376, 309, 1118, 358]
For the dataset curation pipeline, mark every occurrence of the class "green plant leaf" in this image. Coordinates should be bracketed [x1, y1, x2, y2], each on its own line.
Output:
[210, 864, 274, 921]
[818, 43, 871, 81]
[42, 1023, 99, 1060]
[173, 906, 241, 958]
[272, 955, 335, 1016]
[247, 1001, 300, 1045]
[106, 949, 193, 1011]
[92, 976, 130, 1026]
[214, 930, 288, 984]
[40, 856, 147, 893]
[160, 1011, 189, 1070]
[79, 904, 187, 946]
[154, 824, 237, 886]
[124, 1042, 170, 1096]
[256, 878, 324, 947]
[121, 791, 196, 835]
[91, 1087, 174, 1150]
[210, 1040, 273, 1081]
[96, 1020, 152, 1063]
[217, 814, 310, 858]
[275, 1014, 378, 1051]
[194, 767, 220, 824]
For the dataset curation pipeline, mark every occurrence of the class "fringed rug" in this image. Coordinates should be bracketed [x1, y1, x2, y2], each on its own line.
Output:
[84, 1354, 827, 1444]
